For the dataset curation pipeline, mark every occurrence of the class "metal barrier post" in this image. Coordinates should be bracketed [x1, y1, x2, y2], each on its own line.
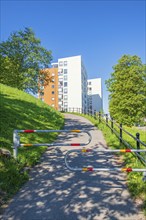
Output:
[120, 123, 123, 144]
[111, 117, 113, 134]
[99, 111, 101, 123]
[94, 110, 96, 119]
[65, 148, 146, 178]
[136, 133, 140, 154]
[13, 130, 20, 159]
[12, 129, 92, 158]
[106, 114, 108, 125]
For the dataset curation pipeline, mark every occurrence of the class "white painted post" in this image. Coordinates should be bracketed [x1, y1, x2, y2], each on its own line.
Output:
[13, 130, 20, 159]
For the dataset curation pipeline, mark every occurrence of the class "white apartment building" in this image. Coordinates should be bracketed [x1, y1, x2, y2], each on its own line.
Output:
[41, 55, 102, 113]
[87, 78, 103, 112]
[58, 55, 88, 112]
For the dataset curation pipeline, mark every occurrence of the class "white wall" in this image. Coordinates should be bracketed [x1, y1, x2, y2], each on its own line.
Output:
[68, 56, 82, 108]
[88, 78, 103, 112]
[58, 55, 82, 110]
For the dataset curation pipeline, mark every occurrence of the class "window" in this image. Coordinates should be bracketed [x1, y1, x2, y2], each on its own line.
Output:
[64, 88, 68, 94]
[59, 81, 63, 86]
[40, 86, 44, 90]
[88, 82, 91, 85]
[40, 91, 44, 96]
[58, 77, 63, 81]
[58, 69, 63, 75]
[64, 69, 68, 74]
[52, 104, 55, 107]
[52, 91, 55, 94]
[64, 75, 67, 81]
[58, 88, 63, 92]
[52, 85, 55, 88]
[59, 61, 63, 66]
[52, 78, 55, 82]
[52, 73, 55, 76]
[52, 97, 55, 101]
[64, 95, 68, 100]
[64, 61, 67, 66]
[64, 82, 67, 87]
[39, 79, 44, 85]
[64, 102, 68, 106]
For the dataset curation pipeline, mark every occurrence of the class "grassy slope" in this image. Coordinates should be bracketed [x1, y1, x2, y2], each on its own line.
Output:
[0, 84, 64, 206]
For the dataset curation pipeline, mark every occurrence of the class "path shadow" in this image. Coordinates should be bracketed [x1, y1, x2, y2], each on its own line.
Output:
[1, 114, 144, 220]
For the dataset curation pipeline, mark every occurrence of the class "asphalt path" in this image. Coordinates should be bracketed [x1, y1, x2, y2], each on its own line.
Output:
[1, 114, 145, 220]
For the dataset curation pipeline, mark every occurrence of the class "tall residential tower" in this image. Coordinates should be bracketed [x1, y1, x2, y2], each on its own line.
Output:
[39, 55, 102, 113]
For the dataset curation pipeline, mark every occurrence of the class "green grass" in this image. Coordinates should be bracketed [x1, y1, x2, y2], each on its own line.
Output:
[72, 113, 146, 214]
[0, 83, 64, 207]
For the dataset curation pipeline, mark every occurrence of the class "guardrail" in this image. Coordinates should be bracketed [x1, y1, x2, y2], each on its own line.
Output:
[60, 107, 146, 165]
[12, 129, 92, 158]
[98, 113, 146, 165]
[65, 148, 146, 180]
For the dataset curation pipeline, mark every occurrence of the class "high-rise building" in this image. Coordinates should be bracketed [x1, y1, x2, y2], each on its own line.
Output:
[58, 55, 87, 111]
[39, 55, 102, 113]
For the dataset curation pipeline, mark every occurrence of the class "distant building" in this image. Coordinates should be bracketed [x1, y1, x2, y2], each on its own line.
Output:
[87, 78, 103, 112]
[39, 55, 102, 113]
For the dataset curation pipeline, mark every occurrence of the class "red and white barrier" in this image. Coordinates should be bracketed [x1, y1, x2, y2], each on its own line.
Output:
[12, 129, 92, 158]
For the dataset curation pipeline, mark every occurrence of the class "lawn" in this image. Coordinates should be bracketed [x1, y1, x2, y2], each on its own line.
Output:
[0, 84, 64, 208]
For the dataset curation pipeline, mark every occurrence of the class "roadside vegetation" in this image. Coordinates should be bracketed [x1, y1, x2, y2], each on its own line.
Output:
[0, 84, 64, 209]
[72, 113, 146, 214]
[105, 55, 146, 126]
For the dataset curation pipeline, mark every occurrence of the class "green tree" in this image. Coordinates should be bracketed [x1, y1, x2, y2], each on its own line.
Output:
[0, 55, 22, 88]
[106, 55, 146, 126]
[0, 27, 52, 93]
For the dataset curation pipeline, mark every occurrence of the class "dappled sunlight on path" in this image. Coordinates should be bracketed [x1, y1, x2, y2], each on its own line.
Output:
[2, 114, 145, 220]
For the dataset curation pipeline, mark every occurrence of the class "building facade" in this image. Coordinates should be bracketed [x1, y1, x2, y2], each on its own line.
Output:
[87, 78, 103, 112]
[43, 67, 59, 109]
[57, 55, 87, 111]
[39, 55, 102, 113]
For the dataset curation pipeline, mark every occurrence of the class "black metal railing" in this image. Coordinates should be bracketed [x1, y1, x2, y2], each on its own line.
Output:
[60, 107, 146, 165]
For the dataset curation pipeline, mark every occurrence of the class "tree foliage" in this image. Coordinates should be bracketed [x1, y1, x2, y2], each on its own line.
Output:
[0, 27, 52, 93]
[106, 55, 146, 126]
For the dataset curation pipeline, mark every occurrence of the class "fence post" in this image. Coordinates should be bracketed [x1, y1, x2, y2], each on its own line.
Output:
[111, 117, 113, 134]
[99, 111, 101, 123]
[136, 133, 140, 154]
[106, 114, 108, 125]
[120, 123, 122, 144]
[94, 110, 96, 119]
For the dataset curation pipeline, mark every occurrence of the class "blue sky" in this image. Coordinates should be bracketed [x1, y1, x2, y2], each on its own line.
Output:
[1, 0, 145, 113]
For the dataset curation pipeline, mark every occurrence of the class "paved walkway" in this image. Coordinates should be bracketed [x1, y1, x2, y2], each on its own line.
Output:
[1, 114, 145, 220]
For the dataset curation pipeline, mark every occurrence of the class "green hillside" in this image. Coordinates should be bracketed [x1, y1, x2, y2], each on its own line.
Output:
[0, 84, 64, 207]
